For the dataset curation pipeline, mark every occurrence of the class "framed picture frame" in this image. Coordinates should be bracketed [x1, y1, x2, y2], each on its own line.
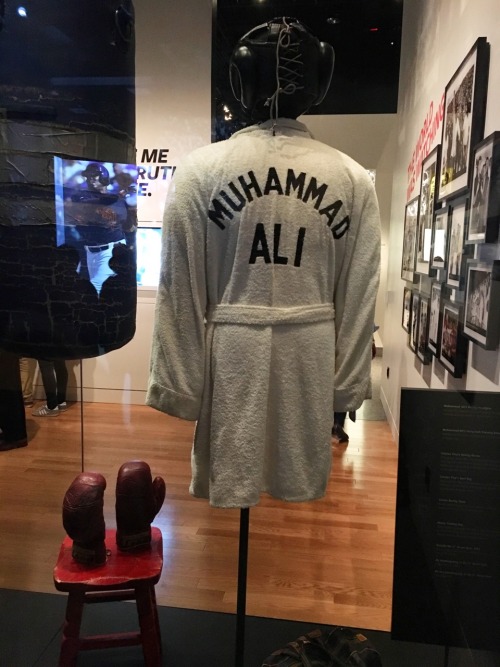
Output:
[438, 37, 490, 202]
[401, 196, 420, 282]
[430, 206, 450, 271]
[409, 291, 420, 353]
[428, 281, 444, 356]
[402, 287, 412, 333]
[438, 300, 468, 377]
[466, 131, 500, 244]
[446, 195, 470, 289]
[417, 295, 432, 364]
[416, 146, 441, 275]
[463, 260, 500, 349]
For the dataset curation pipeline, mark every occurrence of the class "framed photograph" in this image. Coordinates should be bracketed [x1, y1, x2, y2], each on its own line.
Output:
[463, 260, 500, 349]
[430, 206, 450, 271]
[446, 196, 470, 289]
[428, 282, 443, 356]
[438, 37, 490, 202]
[416, 146, 441, 275]
[466, 131, 500, 244]
[409, 291, 420, 353]
[417, 295, 432, 364]
[439, 301, 468, 377]
[402, 287, 412, 332]
[401, 196, 420, 281]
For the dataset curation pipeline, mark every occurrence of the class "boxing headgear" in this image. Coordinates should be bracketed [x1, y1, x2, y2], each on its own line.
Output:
[230, 17, 334, 122]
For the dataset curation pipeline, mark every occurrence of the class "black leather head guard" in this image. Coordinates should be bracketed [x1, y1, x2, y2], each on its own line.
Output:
[230, 17, 334, 122]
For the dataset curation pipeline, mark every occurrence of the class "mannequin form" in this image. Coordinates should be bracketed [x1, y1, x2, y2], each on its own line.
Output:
[147, 18, 380, 509]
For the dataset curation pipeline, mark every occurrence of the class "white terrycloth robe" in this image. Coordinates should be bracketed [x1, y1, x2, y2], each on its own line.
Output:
[146, 118, 380, 508]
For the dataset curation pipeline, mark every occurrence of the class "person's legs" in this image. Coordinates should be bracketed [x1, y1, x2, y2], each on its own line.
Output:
[53, 359, 69, 406]
[0, 350, 28, 449]
[19, 357, 36, 406]
[35, 360, 59, 412]
[333, 411, 347, 427]
[332, 411, 349, 443]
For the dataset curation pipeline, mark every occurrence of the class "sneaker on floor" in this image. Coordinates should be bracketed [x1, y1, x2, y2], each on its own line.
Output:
[332, 423, 349, 444]
[58, 402, 68, 412]
[32, 404, 60, 417]
[24, 399, 34, 407]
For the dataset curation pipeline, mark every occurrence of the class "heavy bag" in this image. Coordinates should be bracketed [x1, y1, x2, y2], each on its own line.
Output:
[0, 1, 137, 359]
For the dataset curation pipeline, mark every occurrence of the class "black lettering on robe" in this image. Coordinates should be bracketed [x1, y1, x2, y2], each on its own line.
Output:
[208, 198, 232, 229]
[319, 200, 343, 226]
[264, 167, 284, 196]
[331, 216, 350, 239]
[249, 223, 271, 263]
[285, 170, 306, 198]
[294, 228, 306, 267]
[303, 177, 328, 209]
[238, 170, 262, 202]
[273, 224, 288, 264]
[221, 187, 245, 213]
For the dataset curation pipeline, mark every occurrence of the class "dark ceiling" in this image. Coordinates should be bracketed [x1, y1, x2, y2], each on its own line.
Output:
[213, 0, 403, 138]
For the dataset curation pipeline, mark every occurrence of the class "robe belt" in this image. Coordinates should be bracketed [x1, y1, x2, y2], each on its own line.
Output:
[206, 303, 335, 325]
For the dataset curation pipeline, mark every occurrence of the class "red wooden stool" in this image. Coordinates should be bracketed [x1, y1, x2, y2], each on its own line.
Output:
[53, 527, 163, 667]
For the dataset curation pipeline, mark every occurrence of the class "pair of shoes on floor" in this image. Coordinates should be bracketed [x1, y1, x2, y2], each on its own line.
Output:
[332, 423, 349, 444]
[0, 437, 28, 451]
[32, 402, 68, 417]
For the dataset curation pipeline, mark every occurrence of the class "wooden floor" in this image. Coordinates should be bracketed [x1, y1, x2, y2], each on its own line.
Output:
[0, 402, 397, 632]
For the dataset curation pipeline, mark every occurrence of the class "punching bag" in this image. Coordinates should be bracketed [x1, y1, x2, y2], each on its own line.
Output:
[0, 0, 137, 359]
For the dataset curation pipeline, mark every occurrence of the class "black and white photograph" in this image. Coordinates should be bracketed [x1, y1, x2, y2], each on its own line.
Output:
[409, 291, 420, 353]
[463, 260, 500, 349]
[446, 196, 469, 289]
[417, 296, 432, 364]
[401, 196, 419, 281]
[439, 301, 467, 377]
[431, 206, 450, 271]
[438, 37, 490, 201]
[416, 146, 441, 275]
[467, 131, 500, 244]
[402, 287, 412, 332]
[428, 282, 443, 356]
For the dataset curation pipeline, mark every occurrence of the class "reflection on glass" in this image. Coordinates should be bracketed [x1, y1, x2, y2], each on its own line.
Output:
[136, 228, 162, 288]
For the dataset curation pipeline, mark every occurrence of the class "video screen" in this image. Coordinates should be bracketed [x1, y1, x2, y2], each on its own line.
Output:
[53, 157, 138, 294]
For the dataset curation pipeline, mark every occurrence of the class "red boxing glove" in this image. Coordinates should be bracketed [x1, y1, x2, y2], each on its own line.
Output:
[62, 472, 107, 566]
[115, 460, 166, 551]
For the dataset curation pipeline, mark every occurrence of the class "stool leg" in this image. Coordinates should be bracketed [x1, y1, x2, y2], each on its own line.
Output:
[151, 586, 162, 656]
[136, 584, 162, 667]
[59, 591, 85, 667]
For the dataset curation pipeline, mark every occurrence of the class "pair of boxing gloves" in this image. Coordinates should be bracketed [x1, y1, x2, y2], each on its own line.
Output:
[62, 460, 166, 566]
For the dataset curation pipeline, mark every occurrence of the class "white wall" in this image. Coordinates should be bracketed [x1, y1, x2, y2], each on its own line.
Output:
[381, 0, 500, 437]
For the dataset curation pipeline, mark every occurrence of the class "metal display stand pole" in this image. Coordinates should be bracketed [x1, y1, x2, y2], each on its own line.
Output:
[235, 507, 250, 667]
[79, 361, 84, 471]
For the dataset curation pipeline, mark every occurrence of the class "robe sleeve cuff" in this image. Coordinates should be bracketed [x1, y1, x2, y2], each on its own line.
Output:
[146, 382, 200, 421]
[333, 376, 372, 413]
